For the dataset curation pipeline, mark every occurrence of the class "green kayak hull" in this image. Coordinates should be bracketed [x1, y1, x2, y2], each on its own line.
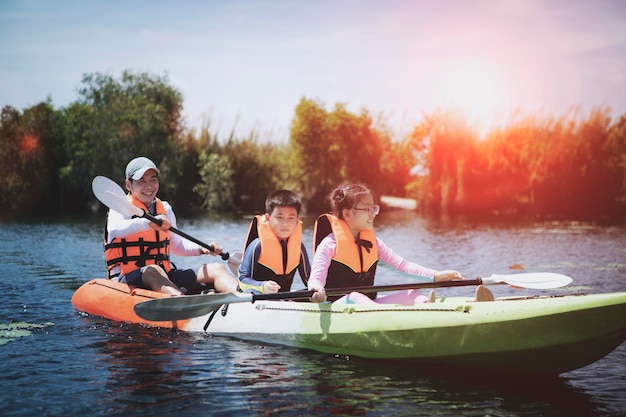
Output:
[191, 292, 626, 375]
[72, 279, 626, 375]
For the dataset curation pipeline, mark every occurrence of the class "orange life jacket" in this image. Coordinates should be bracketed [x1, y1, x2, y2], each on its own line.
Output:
[313, 214, 378, 300]
[104, 196, 172, 277]
[243, 215, 303, 290]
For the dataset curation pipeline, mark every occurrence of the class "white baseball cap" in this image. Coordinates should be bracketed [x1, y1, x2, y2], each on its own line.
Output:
[125, 157, 159, 180]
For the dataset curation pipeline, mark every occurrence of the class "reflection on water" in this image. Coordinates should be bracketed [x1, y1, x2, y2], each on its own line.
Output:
[81, 327, 608, 417]
[0, 214, 625, 416]
[88, 323, 193, 414]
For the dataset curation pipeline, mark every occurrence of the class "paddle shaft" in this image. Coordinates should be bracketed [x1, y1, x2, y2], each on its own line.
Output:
[140, 210, 229, 261]
[133, 271, 572, 320]
[250, 279, 486, 302]
[134, 279, 487, 320]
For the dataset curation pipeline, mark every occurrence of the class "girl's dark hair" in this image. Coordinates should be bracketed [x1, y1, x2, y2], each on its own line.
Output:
[329, 182, 375, 219]
[265, 190, 302, 215]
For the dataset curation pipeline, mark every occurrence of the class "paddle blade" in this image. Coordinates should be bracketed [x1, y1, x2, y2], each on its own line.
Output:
[92, 176, 144, 217]
[487, 272, 572, 289]
[134, 292, 252, 321]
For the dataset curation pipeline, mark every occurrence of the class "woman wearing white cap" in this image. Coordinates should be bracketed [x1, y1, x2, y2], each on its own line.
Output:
[103, 156, 240, 295]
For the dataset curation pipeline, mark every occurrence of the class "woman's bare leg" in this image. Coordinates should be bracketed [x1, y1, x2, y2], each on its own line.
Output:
[196, 263, 239, 293]
[141, 265, 183, 295]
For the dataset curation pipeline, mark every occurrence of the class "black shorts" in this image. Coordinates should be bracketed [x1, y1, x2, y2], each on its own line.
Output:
[117, 267, 198, 292]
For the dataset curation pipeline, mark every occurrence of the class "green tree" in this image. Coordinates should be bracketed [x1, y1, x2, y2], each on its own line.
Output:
[194, 150, 235, 212]
[0, 102, 63, 215]
[60, 70, 184, 211]
[480, 114, 546, 213]
[328, 104, 389, 194]
[289, 97, 392, 213]
[379, 135, 415, 198]
[525, 109, 618, 217]
[222, 134, 286, 214]
[168, 123, 218, 215]
[406, 110, 479, 213]
[404, 108, 625, 219]
[606, 112, 626, 202]
[0, 106, 28, 213]
[289, 98, 341, 212]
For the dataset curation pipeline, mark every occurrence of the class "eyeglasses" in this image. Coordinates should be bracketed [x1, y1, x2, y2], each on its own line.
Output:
[353, 205, 380, 216]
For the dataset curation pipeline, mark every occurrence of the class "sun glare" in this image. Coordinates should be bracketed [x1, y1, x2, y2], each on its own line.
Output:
[436, 59, 507, 133]
[20, 134, 39, 154]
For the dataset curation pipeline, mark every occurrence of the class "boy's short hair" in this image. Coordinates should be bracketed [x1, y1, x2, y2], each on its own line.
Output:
[265, 190, 302, 215]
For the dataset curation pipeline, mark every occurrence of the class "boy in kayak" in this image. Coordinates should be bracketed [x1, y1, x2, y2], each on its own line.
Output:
[307, 182, 494, 304]
[237, 190, 311, 294]
[104, 156, 240, 296]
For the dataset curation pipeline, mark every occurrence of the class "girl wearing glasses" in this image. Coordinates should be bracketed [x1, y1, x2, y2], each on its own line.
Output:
[308, 182, 493, 304]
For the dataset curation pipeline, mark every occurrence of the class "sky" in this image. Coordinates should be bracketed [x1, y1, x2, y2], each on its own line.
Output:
[1, 0, 626, 142]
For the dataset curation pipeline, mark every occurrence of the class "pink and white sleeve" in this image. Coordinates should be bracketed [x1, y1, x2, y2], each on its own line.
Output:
[376, 238, 436, 280]
[307, 234, 336, 290]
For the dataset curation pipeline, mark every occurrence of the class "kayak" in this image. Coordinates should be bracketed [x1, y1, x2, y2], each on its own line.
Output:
[71, 278, 626, 375]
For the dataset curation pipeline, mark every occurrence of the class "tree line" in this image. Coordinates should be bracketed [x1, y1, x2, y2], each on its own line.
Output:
[1, 70, 624, 220]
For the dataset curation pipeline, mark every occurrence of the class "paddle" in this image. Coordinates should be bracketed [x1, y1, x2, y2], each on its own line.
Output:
[133, 272, 573, 321]
[92, 175, 232, 262]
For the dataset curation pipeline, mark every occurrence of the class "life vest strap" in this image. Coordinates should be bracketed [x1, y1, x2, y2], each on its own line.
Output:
[105, 237, 171, 267]
[105, 253, 170, 267]
[104, 239, 168, 251]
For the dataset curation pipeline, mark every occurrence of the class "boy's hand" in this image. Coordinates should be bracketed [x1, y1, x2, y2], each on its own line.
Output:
[262, 281, 281, 294]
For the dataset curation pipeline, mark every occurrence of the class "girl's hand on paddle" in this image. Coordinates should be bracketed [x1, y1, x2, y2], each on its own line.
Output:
[309, 286, 327, 303]
[434, 270, 464, 282]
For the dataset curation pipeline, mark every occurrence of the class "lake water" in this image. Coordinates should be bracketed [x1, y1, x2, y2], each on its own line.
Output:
[1, 211, 625, 416]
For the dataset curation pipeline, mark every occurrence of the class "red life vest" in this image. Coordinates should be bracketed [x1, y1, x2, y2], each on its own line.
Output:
[104, 196, 172, 277]
[313, 214, 378, 300]
[243, 215, 303, 290]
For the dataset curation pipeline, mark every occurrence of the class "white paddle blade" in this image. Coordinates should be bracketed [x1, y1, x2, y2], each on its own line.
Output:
[92, 176, 143, 217]
[485, 272, 573, 289]
[92, 175, 124, 197]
